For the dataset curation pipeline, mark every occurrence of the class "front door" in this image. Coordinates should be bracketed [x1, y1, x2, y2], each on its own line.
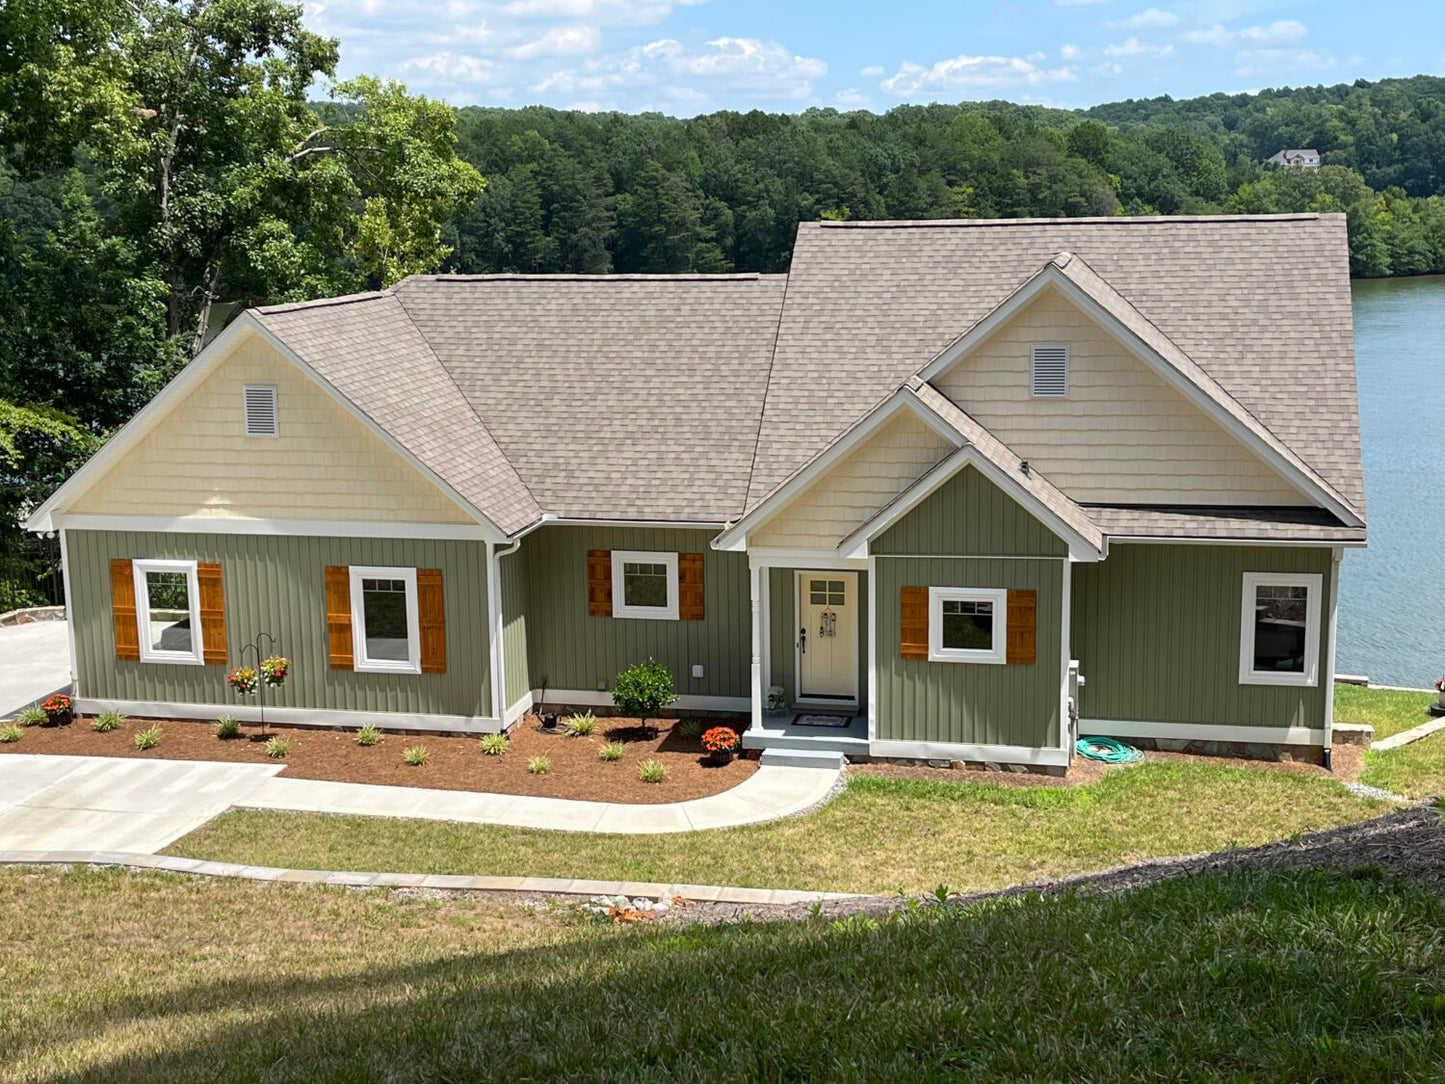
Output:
[797, 572, 857, 702]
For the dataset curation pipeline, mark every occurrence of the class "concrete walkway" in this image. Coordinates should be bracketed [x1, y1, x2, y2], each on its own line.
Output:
[0, 621, 71, 717]
[0, 754, 842, 853]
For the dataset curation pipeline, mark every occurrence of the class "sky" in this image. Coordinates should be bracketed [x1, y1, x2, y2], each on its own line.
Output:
[303, 0, 1445, 115]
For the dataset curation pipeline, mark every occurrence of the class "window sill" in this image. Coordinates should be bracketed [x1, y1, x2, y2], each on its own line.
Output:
[354, 660, 423, 675]
[1238, 670, 1317, 688]
[927, 650, 1006, 665]
[136, 653, 205, 667]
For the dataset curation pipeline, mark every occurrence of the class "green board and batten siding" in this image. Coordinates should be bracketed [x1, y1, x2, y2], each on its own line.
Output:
[499, 549, 530, 711]
[1071, 544, 1334, 730]
[872, 466, 1067, 558]
[66, 530, 491, 719]
[520, 526, 749, 700]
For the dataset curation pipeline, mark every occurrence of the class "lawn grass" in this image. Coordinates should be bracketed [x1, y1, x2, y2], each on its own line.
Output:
[1335, 682, 1438, 740]
[2, 863, 1443, 1080]
[168, 761, 1382, 895]
[1363, 731, 1445, 799]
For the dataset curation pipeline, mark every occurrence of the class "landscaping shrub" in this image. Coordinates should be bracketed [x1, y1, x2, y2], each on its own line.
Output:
[403, 746, 429, 766]
[92, 711, 124, 733]
[14, 705, 46, 727]
[0, 724, 22, 743]
[480, 733, 510, 756]
[213, 715, 241, 740]
[638, 759, 668, 784]
[676, 720, 703, 740]
[599, 742, 625, 762]
[611, 659, 676, 738]
[265, 737, 290, 759]
[528, 755, 550, 775]
[355, 725, 382, 747]
[566, 711, 597, 737]
[133, 724, 162, 750]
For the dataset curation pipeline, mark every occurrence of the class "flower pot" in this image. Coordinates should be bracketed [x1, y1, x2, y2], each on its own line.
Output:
[1438, 688, 1445, 709]
[708, 748, 735, 766]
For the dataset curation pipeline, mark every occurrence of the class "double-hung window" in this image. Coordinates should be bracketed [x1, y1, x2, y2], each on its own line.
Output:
[928, 586, 1008, 665]
[349, 566, 421, 673]
[1238, 572, 1321, 686]
[133, 559, 204, 665]
[611, 551, 679, 621]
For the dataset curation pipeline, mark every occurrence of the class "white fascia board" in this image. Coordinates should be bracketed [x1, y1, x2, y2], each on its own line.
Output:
[916, 267, 1363, 529]
[1106, 535, 1365, 548]
[54, 513, 491, 540]
[711, 389, 965, 552]
[743, 548, 870, 570]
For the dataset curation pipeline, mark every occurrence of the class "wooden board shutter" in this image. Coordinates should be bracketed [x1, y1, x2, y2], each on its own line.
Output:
[1006, 589, 1037, 665]
[900, 585, 928, 660]
[417, 568, 446, 674]
[678, 553, 705, 620]
[324, 566, 354, 670]
[110, 558, 140, 661]
[587, 550, 612, 617]
[196, 562, 227, 665]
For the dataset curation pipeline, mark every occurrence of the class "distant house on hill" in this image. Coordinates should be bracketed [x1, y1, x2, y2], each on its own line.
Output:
[1268, 149, 1321, 169]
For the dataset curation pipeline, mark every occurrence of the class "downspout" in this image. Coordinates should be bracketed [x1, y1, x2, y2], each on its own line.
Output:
[487, 515, 555, 728]
[1322, 546, 1343, 772]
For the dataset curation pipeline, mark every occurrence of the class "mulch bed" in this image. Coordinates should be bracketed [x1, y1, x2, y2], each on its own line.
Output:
[0, 714, 757, 804]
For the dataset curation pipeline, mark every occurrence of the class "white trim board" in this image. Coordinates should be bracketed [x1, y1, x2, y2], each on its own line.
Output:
[73, 698, 502, 735]
[530, 689, 749, 714]
[504, 691, 534, 727]
[54, 513, 491, 541]
[867, 738, 1070, 768]
[1078, 718, 1325, 746]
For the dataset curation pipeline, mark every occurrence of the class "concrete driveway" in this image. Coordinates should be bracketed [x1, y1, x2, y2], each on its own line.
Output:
[0, 620, 72, 717]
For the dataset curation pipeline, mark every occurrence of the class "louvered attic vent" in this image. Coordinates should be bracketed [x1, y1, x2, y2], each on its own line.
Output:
[243, 384, 279, 436]
[1030, 344, 1069, 398]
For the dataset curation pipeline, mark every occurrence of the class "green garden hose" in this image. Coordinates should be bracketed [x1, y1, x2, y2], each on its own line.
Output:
[1075, 736, 1143, 764]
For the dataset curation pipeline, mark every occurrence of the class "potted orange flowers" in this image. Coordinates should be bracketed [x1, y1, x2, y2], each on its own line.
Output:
[702, 725, 740, 765]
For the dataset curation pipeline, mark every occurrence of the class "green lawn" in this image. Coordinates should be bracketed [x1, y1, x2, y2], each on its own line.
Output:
[3, 863, 1443, 1081]
[168, 762, 1382, 895]
[1335, 682, 1438, 740]
[1363, 732, 1445, 799]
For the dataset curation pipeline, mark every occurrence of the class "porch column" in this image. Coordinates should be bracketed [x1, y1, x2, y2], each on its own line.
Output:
[749, 558, 763, 732]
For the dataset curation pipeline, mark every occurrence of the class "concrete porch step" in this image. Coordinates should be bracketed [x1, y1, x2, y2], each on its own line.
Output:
[760, 748, 847, 771]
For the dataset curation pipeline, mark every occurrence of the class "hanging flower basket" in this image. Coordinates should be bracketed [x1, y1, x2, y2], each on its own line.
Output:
[260, 656, 291, 688]
[41, 693, 72, 725]
[227, 667, 259, 696]
[702, 725, 740, 765]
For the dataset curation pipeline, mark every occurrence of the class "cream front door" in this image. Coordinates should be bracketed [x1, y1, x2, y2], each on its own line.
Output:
[796, 572, 858, 702]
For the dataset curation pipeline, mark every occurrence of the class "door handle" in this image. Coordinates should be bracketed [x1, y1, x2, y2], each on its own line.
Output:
[799, 626, 807, 654]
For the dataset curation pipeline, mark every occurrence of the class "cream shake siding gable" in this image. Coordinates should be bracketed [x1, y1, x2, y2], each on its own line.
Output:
[933, 286, 1308, 506]
[70, 334, 476, 524]
[750, 410, 954, 549]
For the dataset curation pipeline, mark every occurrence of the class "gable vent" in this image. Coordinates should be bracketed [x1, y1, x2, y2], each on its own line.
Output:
[243, 384, 279, 436]
[1030, 344, 1069, 399]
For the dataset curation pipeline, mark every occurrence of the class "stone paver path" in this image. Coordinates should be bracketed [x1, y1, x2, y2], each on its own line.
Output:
[1371, 715, 1445, 752]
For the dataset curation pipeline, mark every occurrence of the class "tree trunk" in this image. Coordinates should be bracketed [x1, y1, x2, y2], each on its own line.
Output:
[190, 260, 222, 358]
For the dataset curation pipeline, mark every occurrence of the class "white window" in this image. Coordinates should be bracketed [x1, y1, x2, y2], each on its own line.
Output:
[1030, 344, 1069, 398]
[929, 586, 1008, 664]
[133, 559, 203, 665]
[243, 384, 278, 436]
[349, 566, 421, 673]
[611, 550, 679, 621]
[1238, 572, 1321, 687]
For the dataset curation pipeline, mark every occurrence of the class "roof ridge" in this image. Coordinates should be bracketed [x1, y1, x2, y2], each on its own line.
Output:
[741, 261, 795, 510]
[810, 213, 1329, 229]
[253, 290, 390, 315]
[407, 273, 772, 283]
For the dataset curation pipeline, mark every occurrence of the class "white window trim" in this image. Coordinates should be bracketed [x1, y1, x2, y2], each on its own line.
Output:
[133, 559, 204, 666]
[928, 586, 1008, 665]
[242, 383, 279, 437]
[349, 565, 421, 674]
[611, 550, 679, 621]
[1238, 571, 1322, 687]
[1029, 343, 1069, 399]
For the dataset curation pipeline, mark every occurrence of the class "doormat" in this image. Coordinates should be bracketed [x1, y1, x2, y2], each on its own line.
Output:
[793, 713, 853, 728]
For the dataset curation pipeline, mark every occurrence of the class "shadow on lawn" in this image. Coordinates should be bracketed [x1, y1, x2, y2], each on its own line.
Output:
[20, 866, 1445, 1082]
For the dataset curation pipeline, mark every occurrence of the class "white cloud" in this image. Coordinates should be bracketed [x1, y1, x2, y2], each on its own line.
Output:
[502, 0, 702, 23]
[403, 51, 502, 81]
[510, 24, 600, 58]
[1117, 7, 1179, 28]
[1186, 20, 1307, 48]
[1103, 36, 1174, 58]
[1060, 43, 1081, 60]
[1233, 47, 1335, 77]
[881, 54, 1077, 96]
[834, 87, 872, 109]
[860, 64, 885, 76]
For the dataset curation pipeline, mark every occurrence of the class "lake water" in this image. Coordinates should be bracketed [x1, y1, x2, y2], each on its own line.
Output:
[1336, 275, 1445, 688]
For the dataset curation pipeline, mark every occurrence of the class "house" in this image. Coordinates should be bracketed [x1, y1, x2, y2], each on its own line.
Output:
[1268, 149, 1321, 169]
[26, 214, 1366, 771]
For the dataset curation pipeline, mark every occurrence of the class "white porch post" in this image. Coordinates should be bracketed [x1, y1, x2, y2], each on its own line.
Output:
[749, 557, 763, 732]
[1323, 546, 1343, 760]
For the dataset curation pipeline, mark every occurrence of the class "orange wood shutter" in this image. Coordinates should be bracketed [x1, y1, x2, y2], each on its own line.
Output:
[196, 562, 227, 665]
[1006, 589, 1037, 665]
[417, 568, 446, 674]
[587, 550, 612, 617]
[900, 585, 928, 660]
[678, 553, 705, 620]
[110, 558, 140, 661]
[324, 566, 354, 670]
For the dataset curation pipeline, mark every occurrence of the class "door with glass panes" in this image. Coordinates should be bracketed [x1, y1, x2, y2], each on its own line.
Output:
[796, 572, 857, 702]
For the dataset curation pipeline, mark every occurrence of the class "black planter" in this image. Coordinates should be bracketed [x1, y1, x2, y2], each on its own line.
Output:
[708, 748, 735, 766]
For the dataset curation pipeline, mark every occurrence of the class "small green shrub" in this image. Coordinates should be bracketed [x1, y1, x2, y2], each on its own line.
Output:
[355, 725, 383, 747]
[213, 715, 241, 740]
[599, 741, 625, 762]
[265, 737, 290, 759]
[480, 733, 510, 756]
[638, 759, 668, 784]
[611, 659, 676, 737]
[403, 746, 429, 766]
[133, 724, 163, 750]
[528, 755, 550, 775]
[676, 720, 703, 740]
[0, 724, 22, 743]
[566, 711, 597, 737]
[92, 711, 124, 733]
[14, 705, 46, 727]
